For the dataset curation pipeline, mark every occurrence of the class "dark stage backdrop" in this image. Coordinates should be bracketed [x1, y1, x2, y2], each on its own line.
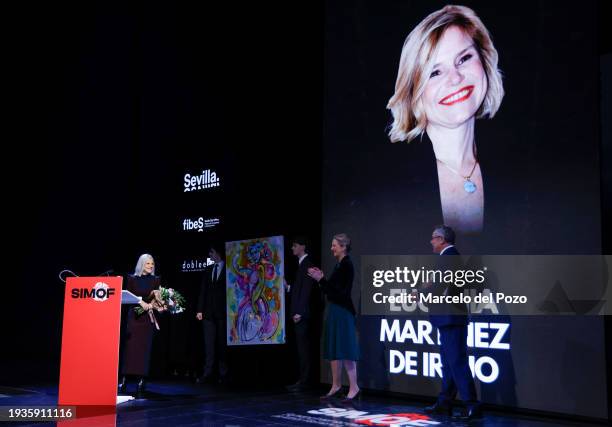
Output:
[322, 0, 607, 419]
[5, 2, 323, 388]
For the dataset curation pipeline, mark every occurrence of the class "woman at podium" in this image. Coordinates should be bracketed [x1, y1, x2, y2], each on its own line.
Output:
[119, 253, 160, 396]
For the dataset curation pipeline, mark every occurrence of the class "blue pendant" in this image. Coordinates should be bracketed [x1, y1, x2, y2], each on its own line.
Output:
[464, 179, 477, 193]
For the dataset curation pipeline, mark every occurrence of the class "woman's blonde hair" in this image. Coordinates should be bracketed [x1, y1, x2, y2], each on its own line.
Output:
[333, 233, 351, 253]
[387, 4, 504, 143]
[134, 253, 155, 276]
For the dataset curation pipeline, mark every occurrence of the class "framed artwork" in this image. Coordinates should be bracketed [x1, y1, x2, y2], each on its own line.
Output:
[225, 236, 285, 345]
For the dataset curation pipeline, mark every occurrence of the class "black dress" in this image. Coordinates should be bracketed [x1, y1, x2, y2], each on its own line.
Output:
[354, 132, 526, 255]
[121, 274, 160, 377]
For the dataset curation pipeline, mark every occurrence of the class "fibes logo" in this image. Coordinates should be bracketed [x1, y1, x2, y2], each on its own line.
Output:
[184, 169, 220, 192]
[71, 282, 116, 302]
[182, 217, 220, 232]
[181, 258, 215, 272]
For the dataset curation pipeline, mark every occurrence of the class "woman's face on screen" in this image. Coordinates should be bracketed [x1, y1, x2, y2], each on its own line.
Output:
[421, 26, 487, 129]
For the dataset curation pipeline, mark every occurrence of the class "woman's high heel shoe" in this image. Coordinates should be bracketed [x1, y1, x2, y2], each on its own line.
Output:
[341, 389, 361, 403]
[136, 378, 146, 397]
[320, 387, 343, 400]
[118, 376, 127, 394]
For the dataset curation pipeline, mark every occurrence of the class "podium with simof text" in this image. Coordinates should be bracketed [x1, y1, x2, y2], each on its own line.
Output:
[58, 276, 125, 407]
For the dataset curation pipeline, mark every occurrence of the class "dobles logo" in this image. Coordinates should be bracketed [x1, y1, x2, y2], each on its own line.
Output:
[272, 407, 440, 426]
[71, 282, 116, 302]
[181, 258, 215, 272]
[182, 217, 221, 232]
[184, 169, 220, 192]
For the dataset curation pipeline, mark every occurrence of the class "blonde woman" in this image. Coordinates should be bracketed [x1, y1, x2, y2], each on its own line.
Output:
[308, 233, 360, 402]
[387, 5, 504, 235]
[119, 254, 160, 397]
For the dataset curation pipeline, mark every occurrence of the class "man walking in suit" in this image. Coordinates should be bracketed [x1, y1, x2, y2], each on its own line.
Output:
[425, 225, 482, 420]
[196, 244, 229, 384]
[285, 236, 316, 392]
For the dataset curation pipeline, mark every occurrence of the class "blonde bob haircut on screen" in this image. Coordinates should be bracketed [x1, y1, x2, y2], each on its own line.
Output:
[387, 5, 504, 143]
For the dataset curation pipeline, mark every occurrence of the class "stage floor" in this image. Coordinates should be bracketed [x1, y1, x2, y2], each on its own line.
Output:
[1, 381, 607, 426]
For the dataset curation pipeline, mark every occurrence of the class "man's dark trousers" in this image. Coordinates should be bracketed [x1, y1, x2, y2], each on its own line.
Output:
[294, 319, 310, 383]
[437, 324, 477, 403]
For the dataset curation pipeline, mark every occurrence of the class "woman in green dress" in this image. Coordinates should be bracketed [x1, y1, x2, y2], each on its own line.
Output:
[308, 233, 360, 402]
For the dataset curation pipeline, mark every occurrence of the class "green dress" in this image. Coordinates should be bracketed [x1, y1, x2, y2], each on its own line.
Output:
[320, 256, 359, 361]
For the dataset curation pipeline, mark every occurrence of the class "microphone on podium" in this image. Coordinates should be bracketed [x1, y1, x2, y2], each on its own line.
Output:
[98, 269, 115, 276]
[58, 269, 79, 283]
[58, 268, 115, 283]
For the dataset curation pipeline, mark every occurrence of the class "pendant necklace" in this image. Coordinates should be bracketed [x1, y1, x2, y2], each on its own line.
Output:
[437, 155, 479, 194]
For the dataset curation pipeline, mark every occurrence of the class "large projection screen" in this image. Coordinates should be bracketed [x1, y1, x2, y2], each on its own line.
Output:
[321, 0, 606, 418]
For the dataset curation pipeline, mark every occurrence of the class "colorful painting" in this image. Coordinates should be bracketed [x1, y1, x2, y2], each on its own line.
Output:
[225, 236, 285, 345]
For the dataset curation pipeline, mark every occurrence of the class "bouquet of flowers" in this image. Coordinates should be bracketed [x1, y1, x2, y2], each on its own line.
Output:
[134, 286, 186, 317]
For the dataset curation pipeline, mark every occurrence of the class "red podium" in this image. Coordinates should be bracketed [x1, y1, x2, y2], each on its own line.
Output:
[58, 276, 123, 407]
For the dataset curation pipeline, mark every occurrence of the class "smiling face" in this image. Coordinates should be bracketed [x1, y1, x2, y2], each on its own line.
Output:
[421, 26, 487, 129]
[330, 239, 346, 259]
[143, 258, 155, 275]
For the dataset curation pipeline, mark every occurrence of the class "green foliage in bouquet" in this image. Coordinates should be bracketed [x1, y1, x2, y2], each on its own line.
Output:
[134, 286, 186, 316]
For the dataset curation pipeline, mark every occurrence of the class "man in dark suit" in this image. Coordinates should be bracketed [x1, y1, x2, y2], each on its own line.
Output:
[425, 225, 482, 420]
[285, 236, 316, 392]
[196, 244, 229, 384]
